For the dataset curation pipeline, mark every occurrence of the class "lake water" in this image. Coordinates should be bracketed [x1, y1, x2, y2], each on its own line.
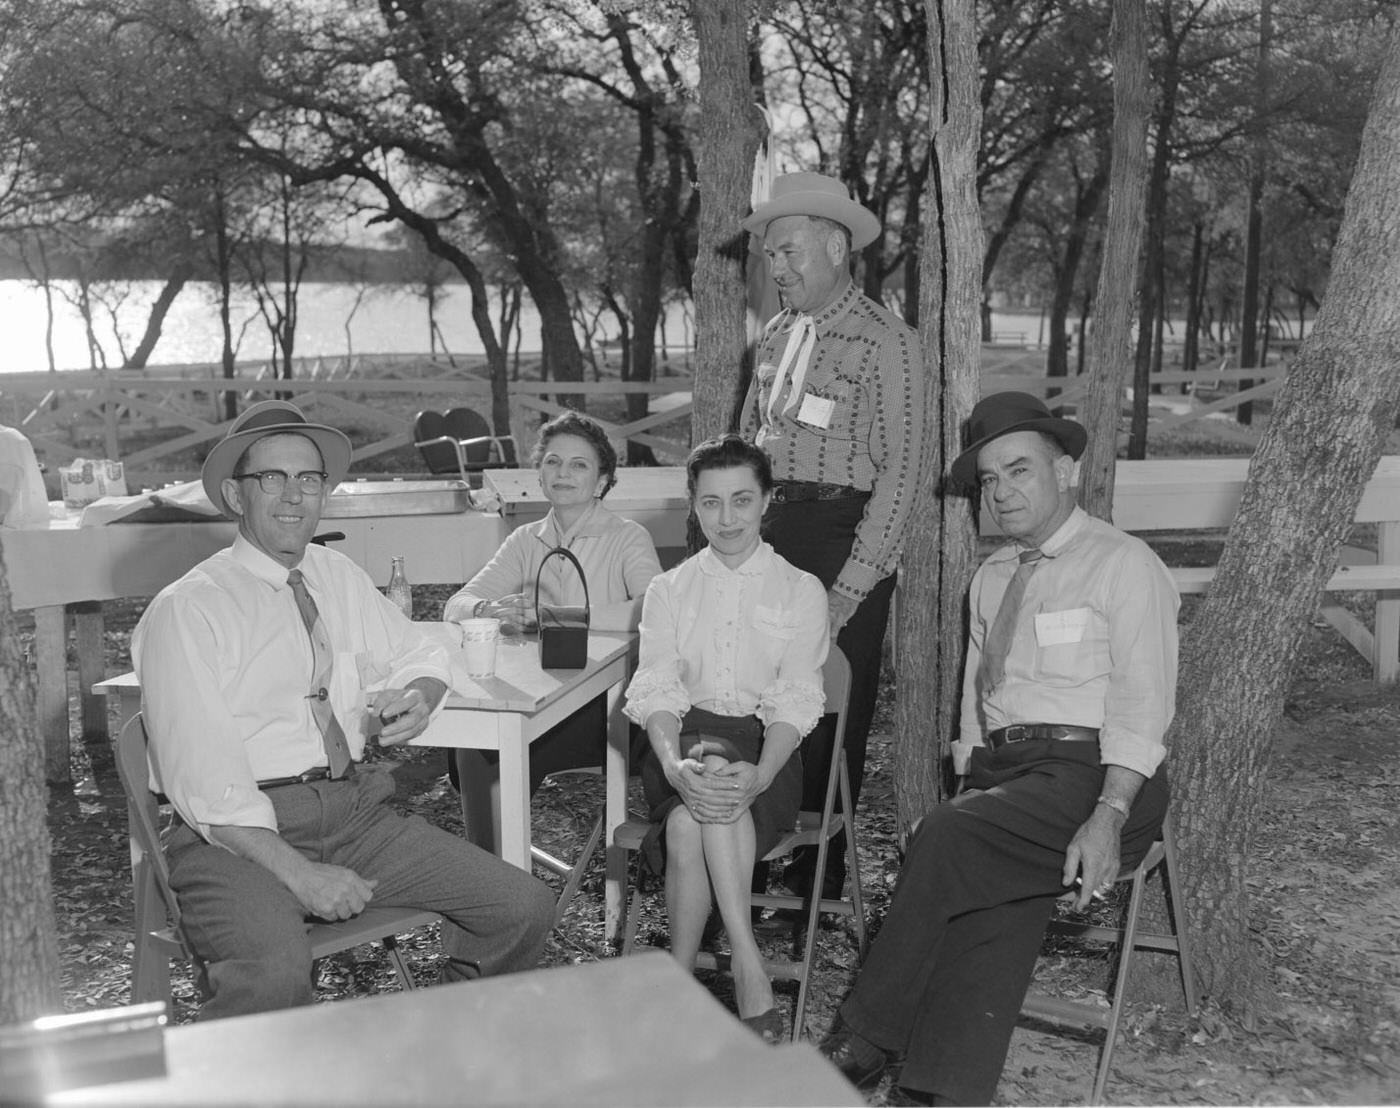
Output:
[0, 277, 1049, 374]
[0, 279, 558, 373]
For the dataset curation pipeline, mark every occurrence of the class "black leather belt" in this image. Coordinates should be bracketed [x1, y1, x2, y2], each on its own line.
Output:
[257, 766, 353, 791]
[986, 724, 1099, 750]
[771, 480, 864, 503]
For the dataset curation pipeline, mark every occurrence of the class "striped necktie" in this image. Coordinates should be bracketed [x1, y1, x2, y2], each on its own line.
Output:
[979, 548, 1045, 693]
[287, 569, 352, 777]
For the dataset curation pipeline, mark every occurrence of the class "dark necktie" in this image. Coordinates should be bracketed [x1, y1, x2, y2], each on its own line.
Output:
[287, 568, 352, 777]
[980, 548, 1045, 693]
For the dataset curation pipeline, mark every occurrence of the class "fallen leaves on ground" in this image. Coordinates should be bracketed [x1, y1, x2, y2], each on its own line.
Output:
[46, 571, 1400, 1106]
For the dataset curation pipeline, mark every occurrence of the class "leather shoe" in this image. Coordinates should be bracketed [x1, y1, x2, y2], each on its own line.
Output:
[818, 1022, 889, 1090]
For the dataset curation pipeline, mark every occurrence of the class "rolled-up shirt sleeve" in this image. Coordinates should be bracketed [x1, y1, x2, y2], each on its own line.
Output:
[339, 581, 453, 731]
[623, 576, 692, 727]
[756, 575, 829, 736]
[135, 590, 276, 841]
[1099, 545, 1178, 777]
[442, 528, 531, 622]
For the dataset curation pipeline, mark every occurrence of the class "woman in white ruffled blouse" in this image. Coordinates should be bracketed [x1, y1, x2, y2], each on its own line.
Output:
[624, 434, 828, 1042]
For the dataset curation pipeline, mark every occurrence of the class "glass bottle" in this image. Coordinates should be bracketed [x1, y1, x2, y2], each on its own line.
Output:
[386, 555, 413, 618]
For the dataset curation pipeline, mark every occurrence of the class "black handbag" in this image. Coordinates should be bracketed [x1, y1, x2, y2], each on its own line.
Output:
[535, 546, 590, 669]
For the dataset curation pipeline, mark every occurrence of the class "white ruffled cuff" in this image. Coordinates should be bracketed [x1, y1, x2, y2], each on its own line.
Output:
[757, 678, 826, 737]
[623, 669, 691, 727]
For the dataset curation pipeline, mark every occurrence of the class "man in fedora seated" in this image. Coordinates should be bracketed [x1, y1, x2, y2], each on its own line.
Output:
[133, 401, 554, 1019]
[739, 171, 925, 899]
[818, 392, 1178, 1105]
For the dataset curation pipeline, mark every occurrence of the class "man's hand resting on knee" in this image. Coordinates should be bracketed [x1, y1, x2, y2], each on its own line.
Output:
[210, 825, 377, 921]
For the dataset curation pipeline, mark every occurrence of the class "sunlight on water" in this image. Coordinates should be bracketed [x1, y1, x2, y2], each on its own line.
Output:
[0, 280, 517, 372]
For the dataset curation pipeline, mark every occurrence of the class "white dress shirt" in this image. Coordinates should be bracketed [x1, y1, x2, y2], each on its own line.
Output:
[0, 426, 50, 529]
[133, 534, 451, 840]
[957, 507, 1179, 778]
[624, 542, 828, 736]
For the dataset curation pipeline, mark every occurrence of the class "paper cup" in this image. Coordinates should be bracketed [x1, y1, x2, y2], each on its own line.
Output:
[459, 617, 501, 677]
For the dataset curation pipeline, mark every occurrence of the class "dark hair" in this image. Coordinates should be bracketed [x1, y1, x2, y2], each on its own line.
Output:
[685, 434, 774, 500]
[530, 411, 619, 497]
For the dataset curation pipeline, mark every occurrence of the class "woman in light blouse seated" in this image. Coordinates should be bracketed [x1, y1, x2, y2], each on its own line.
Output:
[442, 411, 661, 849]
[624, 434, 828, 1043]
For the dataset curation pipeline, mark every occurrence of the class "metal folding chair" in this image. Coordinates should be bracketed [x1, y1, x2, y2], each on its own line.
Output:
[1020, 813, 1199, 1105]
[113, 714, 439, 1008]
[412, 407, 516, 484]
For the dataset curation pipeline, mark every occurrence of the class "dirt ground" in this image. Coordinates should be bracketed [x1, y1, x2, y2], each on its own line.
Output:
[40, 576, 1400, 1106]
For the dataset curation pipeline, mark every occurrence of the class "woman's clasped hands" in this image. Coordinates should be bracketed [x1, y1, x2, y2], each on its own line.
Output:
[666, 741, 766, 824]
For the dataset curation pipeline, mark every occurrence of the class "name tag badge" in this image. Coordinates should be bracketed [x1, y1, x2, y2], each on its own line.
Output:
[796, 393, 836, 429]
[1034, 607, 1091, 646]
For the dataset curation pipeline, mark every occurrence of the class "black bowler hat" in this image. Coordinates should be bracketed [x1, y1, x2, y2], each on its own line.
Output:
[949, 392, 1087, 487]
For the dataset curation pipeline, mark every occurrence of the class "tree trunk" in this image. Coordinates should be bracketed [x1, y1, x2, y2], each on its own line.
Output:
[895, 0, 981, 829]
[124, 263, 192, 369]
[1237, 0, 1273, 427]
[1171, 22, 1400, 1012]
[1079, 0, 1150, 521]
[1045, 157, 1110, 383]
[1128, 23, 1184, 460]
[690, 0, 763, 444]
[0, 563, 60, 1022]
[213, 193, 239, 422]
[1183, 219, 1204, 377]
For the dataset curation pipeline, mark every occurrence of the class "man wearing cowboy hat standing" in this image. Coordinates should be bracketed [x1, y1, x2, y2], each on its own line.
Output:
[739, 172, 926, 898]
[133, 401, 553, 1019]
[819, 392, 1178, 1105]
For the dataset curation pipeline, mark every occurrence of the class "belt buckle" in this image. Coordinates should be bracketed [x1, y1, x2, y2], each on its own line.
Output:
[772, 485, 788, 504]
[1003, 725, 1031, 743]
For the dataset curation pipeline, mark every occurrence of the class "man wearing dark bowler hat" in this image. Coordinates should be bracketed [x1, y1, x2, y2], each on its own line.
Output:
[818, 392, 1178, 1105]
[739, 171, 926, 898]
[133, 401, 553, 1019]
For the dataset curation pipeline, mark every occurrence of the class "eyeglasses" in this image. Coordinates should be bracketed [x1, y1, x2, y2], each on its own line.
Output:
[233, 470, 329, 495]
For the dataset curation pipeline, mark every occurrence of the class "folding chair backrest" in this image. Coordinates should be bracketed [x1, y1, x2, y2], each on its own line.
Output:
[444, 407, 494, 465]
[113, 714, 184, 934]
[820, 646, 852, 775]
[412, 410, 459, 475]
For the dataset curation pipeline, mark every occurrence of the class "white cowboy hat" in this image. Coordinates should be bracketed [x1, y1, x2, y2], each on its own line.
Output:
[742, 172, 882, 250]
[201, 400, 352, 517]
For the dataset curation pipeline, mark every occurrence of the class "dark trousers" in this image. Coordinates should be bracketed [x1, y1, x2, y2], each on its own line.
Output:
[166, 765, 555, 1021]
[838, 740, 1169, 1105]
[763, 496, 895, 821]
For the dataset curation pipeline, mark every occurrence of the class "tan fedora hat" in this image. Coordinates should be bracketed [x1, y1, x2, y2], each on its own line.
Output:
[742, 172, 882, 250]
[949, 392, 1087, 488]
[201, 400, 352, 518]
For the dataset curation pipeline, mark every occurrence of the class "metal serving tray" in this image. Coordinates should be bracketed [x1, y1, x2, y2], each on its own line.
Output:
[323, 479, 473, 517]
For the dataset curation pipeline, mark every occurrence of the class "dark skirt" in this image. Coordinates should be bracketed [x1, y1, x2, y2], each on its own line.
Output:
[639, 707, 803, 875]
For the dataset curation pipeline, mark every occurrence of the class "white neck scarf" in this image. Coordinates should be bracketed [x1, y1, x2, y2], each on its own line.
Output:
[765, 314, 817, 425]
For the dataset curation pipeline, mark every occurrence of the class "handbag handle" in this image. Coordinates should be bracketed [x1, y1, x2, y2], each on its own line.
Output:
[534, 546, 591, 627]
